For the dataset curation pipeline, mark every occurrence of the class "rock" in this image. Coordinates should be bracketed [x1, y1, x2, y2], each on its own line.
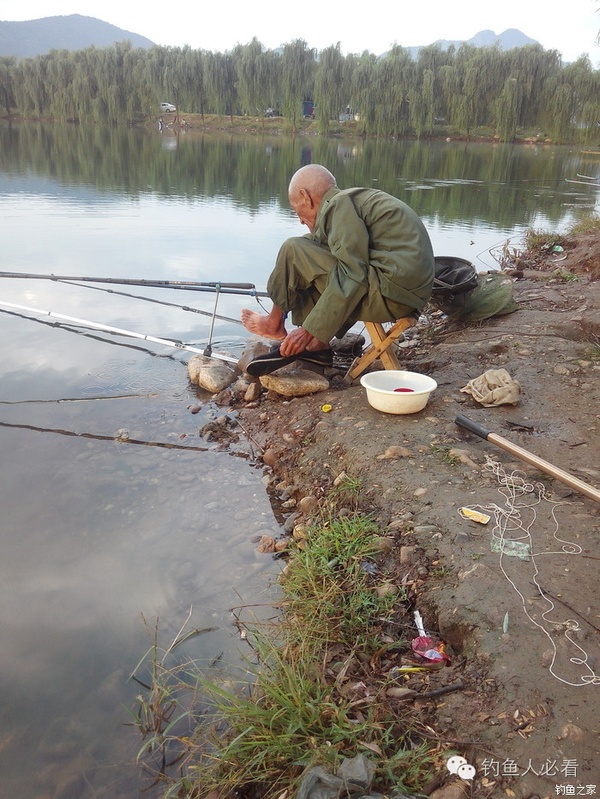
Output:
[413, 525, 438, 534]
[187, 355, 238, 393]
[376, 445, 412, 459]
[414, 487, 428, 497]
[387, 512, 413, 529]
[199, 421, 220, 440]
[298, 495, 320, 514]
[386, 686, 416, 699]
[430, 781, 468, 799]
[255, 535, 277, 553]
[373, 535, 394, 552]
[259, 368, 329, 397]
[399, 546, 415, 565]
[330, 332, 365, 354]
[292, 524, 308, 540]
[237, 341, 270, 374]
[558, 722, 584, 741]
[261, 448, 279, 467]
[375, 581, 399, 598]
[333, 470, 349, 486]
[283, 512, 300, 533]
[448, 448, 479, 469]
[244, 382, 262, 402]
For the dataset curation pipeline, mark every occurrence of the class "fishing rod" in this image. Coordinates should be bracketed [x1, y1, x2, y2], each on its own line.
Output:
[0, 300, 239, 364]
[455, 415, 600, 504]
[60, 280, 244, 325]
[0, 271, 269, 297]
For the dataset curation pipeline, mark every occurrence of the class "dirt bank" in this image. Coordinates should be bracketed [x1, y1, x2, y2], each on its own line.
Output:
[236, 234, 600, 798]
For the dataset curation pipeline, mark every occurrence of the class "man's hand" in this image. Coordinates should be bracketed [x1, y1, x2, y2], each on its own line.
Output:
[279, 327, 326, 356]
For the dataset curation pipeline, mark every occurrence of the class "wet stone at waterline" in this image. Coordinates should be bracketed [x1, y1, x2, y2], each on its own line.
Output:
[187, 354, 238, 393]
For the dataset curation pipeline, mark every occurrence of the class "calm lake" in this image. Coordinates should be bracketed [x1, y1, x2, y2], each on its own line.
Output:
[1, 122, 599, 798]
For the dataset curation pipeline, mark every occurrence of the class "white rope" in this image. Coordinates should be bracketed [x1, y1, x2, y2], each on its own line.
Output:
[465, 456, 599, 688]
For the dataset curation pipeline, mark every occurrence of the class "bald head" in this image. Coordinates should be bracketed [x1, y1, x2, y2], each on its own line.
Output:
[289, 164, 336, 203]
[288, 165, 336, 232]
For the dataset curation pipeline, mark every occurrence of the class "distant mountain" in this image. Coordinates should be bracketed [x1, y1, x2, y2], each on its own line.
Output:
[404, 28, 540, 58]
[0, 14, 155, 58]
[0, 17, 541, 61]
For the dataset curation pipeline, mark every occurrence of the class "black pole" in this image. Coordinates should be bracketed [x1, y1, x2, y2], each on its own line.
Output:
[0, 271, 269, 297]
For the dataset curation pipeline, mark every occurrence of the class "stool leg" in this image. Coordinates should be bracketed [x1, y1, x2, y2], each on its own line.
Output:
[346, 318, 414, 379]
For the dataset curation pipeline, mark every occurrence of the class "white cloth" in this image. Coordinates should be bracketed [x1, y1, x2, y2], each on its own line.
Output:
[460, 368, 520, 407]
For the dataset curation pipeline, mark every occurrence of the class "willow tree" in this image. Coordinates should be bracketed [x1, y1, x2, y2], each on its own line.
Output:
[14, 56, 50, 116]
[371, 45, 413, 137]
[277, 39, 316, 133]
[462, 47, 509, 130]
[0, 56, 16, 115]
[348, 51, 378, 135]
[437, 64, 458, 127]
[503, 45, 561, 130]
[538, 74, 574, 143]
[561, 55, 599, 140]
[204, 51, 238, 119]
[233, 38, 274, 117]
[495, 76, 521, 141]
[414, 68, 435, 137]
[314, 43, 349, 133]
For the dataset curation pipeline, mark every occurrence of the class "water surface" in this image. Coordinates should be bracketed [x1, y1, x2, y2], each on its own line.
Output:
[1, 123, 598, 797]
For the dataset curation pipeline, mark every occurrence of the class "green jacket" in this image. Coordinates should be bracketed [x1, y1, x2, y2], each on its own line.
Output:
[303, 186, 434, 341]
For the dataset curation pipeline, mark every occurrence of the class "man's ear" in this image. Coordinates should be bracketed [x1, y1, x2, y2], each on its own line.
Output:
[299, 188, 314, 207]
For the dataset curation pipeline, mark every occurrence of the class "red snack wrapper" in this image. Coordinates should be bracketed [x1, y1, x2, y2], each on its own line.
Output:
[411, 635, 451, 664]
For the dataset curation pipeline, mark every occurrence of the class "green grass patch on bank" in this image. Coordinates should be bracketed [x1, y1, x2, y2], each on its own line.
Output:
[525, 213, 600, 251]
[132, 513, 437, 798]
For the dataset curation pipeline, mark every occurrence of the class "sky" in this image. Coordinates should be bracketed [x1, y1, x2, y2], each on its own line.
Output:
[1, 0, 599, 65]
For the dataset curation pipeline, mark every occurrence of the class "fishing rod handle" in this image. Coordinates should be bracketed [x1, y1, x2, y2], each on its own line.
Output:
[455, 415, 491, 440]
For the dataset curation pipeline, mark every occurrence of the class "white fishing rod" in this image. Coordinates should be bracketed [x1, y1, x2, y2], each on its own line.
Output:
[0, 300, 239, 364]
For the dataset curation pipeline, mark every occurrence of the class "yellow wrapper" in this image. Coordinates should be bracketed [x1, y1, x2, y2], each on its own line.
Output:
[459, 507, 491, 524]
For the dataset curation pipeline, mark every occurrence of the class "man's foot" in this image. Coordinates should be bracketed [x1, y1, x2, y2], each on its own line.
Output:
[241, 308, 286, 340]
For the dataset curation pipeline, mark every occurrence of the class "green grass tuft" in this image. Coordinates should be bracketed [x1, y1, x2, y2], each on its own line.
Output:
[132, 514, 438, 798]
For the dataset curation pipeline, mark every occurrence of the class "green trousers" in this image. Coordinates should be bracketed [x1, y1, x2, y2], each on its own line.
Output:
[266, 237, 417, 340]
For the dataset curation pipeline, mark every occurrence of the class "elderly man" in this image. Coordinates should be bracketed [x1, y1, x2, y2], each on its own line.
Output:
[242, 164, 434, 375]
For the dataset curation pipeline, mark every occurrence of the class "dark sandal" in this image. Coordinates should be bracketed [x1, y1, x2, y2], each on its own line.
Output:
[246, 346, 332, 377]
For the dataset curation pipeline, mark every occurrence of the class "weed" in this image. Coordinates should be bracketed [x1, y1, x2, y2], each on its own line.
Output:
[569, 213, 600, 236]
[280, 515, 398, 651]
[552, 268, 579, 282]
[430, 564, 453, 578]
[523, 227, 566, 252]
[132, 514, 437, 798]
[127, 610, 214, 792]
[584, 345, 600, 361]
[327, 471, 363, 511]
[430, 444, 460, 465]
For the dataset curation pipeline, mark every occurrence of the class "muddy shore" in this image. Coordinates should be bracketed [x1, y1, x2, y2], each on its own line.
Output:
[232, 237, 600, 798]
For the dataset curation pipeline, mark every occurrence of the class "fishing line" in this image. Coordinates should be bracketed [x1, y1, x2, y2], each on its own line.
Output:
[0, 394, 157, 405]
[0, 306, 220, 362]
[471, 457, 599, 687]
[0, 419, 229, 454]
[58, 280, 244, 325]
[0, 301, 239, 363]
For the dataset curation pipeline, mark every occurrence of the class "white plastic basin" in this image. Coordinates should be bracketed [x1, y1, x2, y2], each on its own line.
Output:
[360, 370, 437, 414]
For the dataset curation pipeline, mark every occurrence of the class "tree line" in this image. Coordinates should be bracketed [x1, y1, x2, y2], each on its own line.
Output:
[0, 38, 599, 142]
